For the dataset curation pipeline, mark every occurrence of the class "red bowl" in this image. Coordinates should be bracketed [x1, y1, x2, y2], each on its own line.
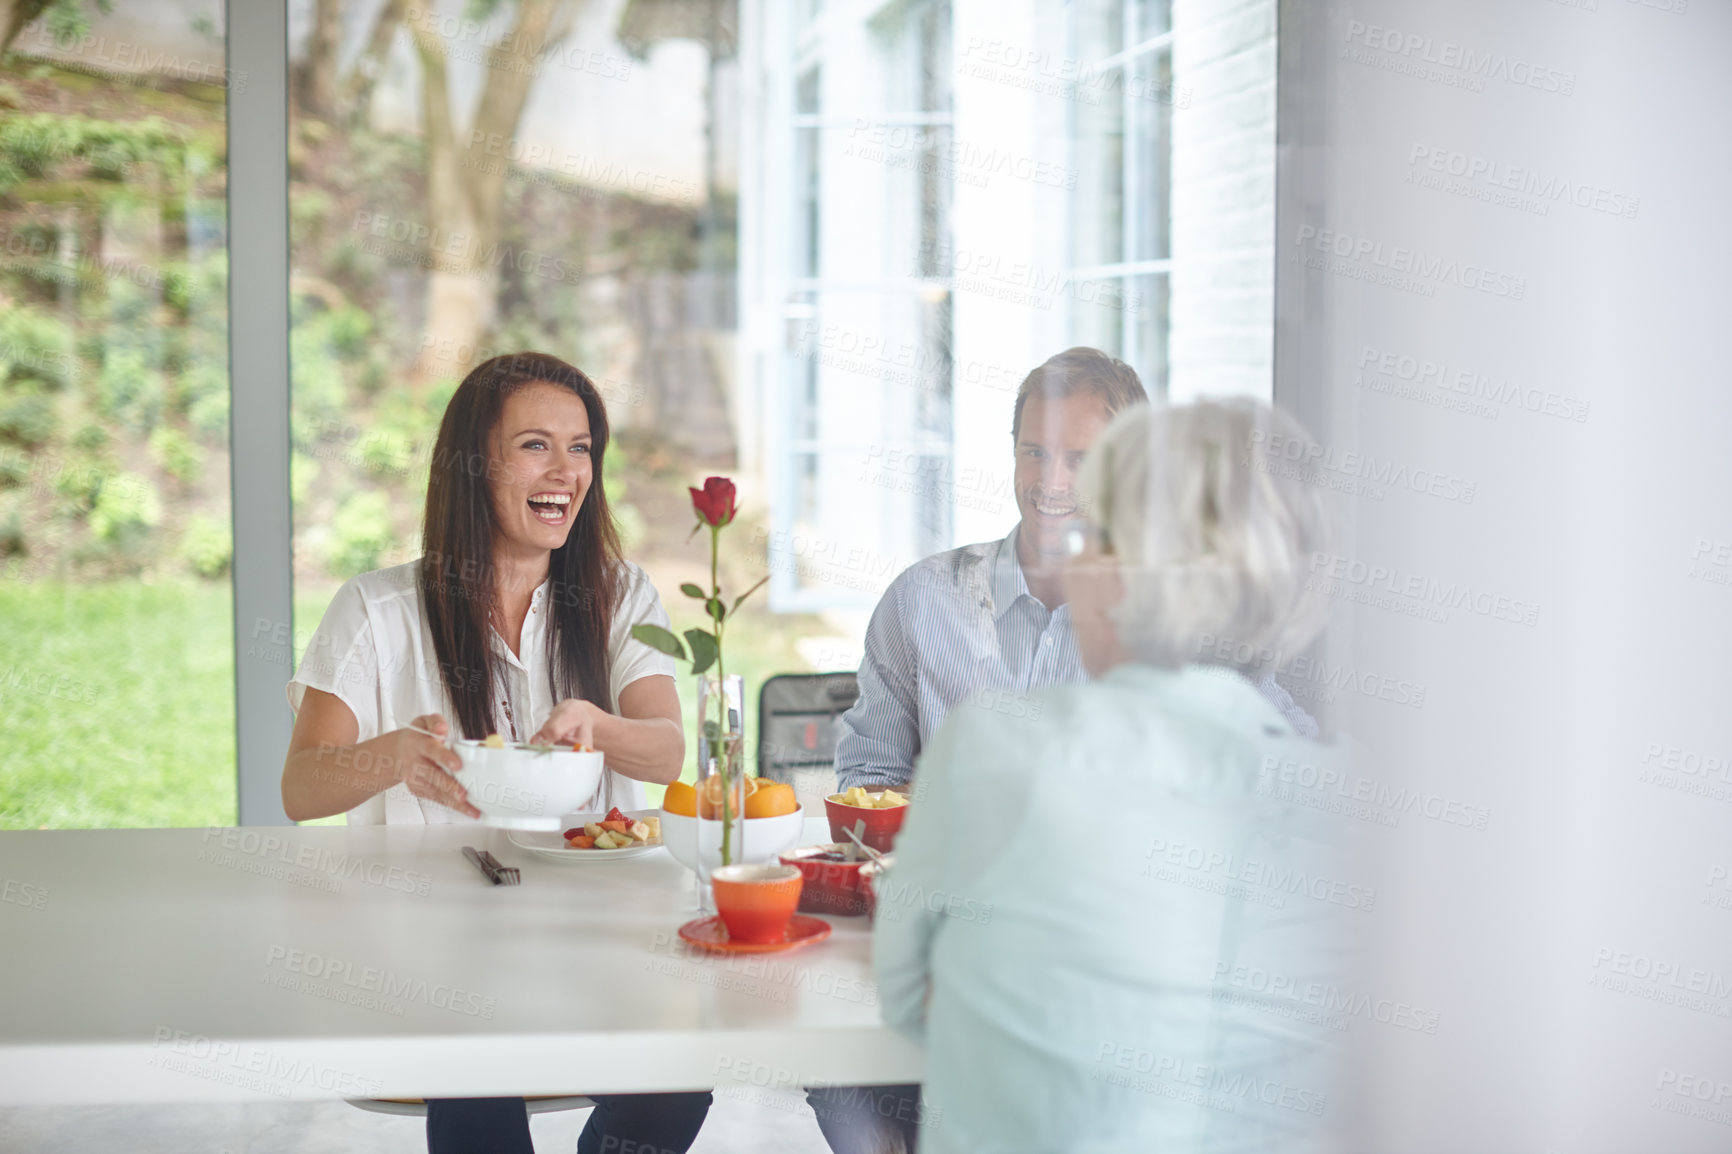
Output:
[824, 794, 908, 853]
[780, 844, 870, 916]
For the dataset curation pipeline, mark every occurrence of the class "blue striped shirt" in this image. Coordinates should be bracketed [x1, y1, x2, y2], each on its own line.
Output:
[835, 525, 1317, 791]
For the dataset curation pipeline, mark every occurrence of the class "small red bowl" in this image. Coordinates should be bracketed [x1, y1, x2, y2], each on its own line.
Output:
[824, 794, 908, 853]
[780, 844, 870, 916]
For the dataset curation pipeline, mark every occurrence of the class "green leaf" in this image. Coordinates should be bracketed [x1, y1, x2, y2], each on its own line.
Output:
[630, 623, 687, 661]
[684, 629, 719, 675]
[706, 597, 726, 622]
[731, 575, 770, 614]
[679, 582, 707, 599]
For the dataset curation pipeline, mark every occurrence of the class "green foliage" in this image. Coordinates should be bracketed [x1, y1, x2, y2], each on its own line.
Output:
[327, 488, 395, 577]
[96, 346, 165, 430]
[0, 386, 58, 446]
[291, 451, 320, 506]
[178, 512, 231, 578]
[0, 112, 196, 197]
[0, 306, 75, 390]
[70, 423, 107, 451]
[87, 470, 162, 544]
[0, 495, 24, 556]
[148, 424, 201, 485]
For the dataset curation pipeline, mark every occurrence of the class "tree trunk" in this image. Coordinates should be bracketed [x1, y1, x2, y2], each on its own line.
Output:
[341, 0, 405, 127]
[0, 0, 52, 57]
[299, 0, 343, 118]
[407, 0, 578, 392]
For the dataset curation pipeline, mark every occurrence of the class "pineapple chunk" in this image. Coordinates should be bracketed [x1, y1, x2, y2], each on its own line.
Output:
[482, 733, 505, 749]
[877, 789, 907, 808]
[643, 816, 661, 841]
[584, 822, 604, 839]
[628, 820, 651, 843]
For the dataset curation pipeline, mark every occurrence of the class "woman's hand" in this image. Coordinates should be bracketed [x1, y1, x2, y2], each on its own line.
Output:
[388, 714, 480, 819]
[533, 698, 603, 749]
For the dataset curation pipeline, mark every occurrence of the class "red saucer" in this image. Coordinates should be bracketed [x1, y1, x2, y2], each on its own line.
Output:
[676, 914, 832, 954]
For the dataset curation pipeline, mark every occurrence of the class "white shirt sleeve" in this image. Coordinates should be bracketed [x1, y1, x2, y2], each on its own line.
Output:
[286, 577, 384, 741]
[608, 563, 678, 710]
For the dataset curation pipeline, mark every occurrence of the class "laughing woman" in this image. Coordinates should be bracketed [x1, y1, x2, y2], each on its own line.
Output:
[280, 352, 710, 1154]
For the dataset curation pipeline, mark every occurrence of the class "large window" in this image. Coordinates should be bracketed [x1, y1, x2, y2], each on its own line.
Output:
[0, 4, 235, 828]
[1, 0, 1275, 826]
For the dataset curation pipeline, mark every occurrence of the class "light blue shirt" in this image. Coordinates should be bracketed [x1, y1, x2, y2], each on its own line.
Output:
[836, 526, 1316, 791]
[873, 663, 1361, 1154]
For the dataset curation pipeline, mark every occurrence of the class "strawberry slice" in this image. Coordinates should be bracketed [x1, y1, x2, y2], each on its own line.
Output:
[604, 806, 629, 825]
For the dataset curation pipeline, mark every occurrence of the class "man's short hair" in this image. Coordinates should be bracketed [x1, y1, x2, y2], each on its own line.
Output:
[1011, 347, 1149, 441]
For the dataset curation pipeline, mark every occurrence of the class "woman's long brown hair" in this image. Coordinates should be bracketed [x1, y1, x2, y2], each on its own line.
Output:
[419, 352, 622, 740]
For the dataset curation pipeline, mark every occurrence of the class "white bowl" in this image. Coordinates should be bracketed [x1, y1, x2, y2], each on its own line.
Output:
[661, 806, 805, 872]
[450, 741, 605, 830]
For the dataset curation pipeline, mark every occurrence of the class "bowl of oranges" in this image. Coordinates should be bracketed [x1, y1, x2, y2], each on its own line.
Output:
[660, 774, 806, 873]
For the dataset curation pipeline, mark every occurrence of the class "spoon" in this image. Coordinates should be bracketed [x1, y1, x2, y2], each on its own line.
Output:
[843, 821, 885, 864]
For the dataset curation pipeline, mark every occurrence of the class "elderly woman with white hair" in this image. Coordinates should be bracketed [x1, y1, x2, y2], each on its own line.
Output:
[871, 399, 1364, 1153]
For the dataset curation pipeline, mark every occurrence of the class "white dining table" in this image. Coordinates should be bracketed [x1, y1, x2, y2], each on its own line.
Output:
[0, 817, 923, 1105]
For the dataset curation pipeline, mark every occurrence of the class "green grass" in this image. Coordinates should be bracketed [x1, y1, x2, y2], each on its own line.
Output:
[0, 580, 237, 828]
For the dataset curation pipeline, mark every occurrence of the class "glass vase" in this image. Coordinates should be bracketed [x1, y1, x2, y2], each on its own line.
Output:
[694, 673, 747, 910]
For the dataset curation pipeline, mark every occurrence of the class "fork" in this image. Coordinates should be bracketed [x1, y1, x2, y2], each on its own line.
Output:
[462, 846, 521, 886]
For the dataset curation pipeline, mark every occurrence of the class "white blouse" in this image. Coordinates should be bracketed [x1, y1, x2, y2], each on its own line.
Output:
[287, 558, 677, 825]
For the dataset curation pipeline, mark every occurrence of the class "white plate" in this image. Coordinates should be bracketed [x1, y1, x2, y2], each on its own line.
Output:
[507, 808, 665, 862]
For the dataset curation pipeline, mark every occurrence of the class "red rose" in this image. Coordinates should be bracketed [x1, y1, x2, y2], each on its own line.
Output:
[689, 476, 737, 527]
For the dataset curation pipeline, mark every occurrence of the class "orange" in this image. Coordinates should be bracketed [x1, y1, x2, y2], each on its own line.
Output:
[661, 780, 698, 817]
[697, 773, 746, 820]
[744, 781, 798, 819]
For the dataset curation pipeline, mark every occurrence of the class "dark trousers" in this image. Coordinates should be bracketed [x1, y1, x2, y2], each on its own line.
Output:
[425, 1092, 712, 1154]
[805, 1083, 923, 1154]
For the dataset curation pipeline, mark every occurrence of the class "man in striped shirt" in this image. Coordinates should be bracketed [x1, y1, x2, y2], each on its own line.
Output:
[834, 347, 1316, 796]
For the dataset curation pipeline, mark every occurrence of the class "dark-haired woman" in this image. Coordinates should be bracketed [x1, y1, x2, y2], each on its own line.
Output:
[281, 353, 710, 1154]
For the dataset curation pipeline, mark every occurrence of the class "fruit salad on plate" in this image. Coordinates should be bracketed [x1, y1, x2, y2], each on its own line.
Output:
[565, 807, 661, 850]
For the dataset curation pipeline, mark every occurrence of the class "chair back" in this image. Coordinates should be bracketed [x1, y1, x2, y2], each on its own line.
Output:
[756, 672, 859, 801]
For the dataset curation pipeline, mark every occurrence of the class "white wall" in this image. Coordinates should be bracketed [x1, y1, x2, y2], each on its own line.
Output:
[1275, 2, 1732, 1149]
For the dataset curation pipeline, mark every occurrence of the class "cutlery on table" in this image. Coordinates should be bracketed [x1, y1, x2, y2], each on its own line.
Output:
[463, 845, 520, 886]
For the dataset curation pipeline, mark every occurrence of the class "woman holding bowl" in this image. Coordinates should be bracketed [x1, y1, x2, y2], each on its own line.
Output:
[872, 399, 1365, 1153]
[281, 352, 710, 1154]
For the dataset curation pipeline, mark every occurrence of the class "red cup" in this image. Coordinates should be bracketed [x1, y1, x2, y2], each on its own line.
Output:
[710, 864, 804, 944]
[780, 844, 870, 916]
[825, 793, 908, 853]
